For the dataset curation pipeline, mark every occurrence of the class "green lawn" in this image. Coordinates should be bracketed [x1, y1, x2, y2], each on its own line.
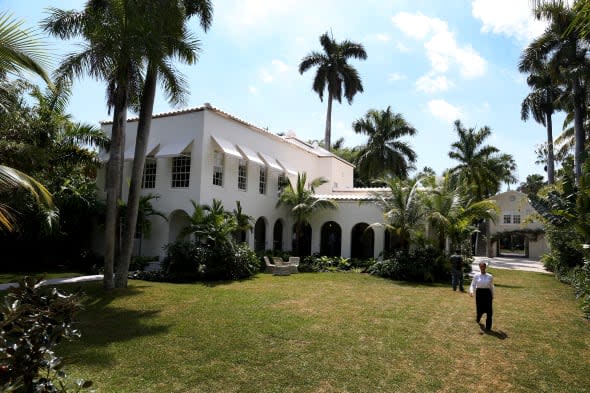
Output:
[57, 270, 589, 393]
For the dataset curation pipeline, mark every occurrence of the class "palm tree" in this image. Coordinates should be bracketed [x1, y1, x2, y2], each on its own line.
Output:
[299, 32, 367, 151]
[519, 59, 562, 184]
[276, 172, 337, 256]
[352, 106, 417, 181]
[0, 165, 54, 232]
[524, 1, 590, 184]
[181, 199, 237, 248]
[422, 173, 498, 252]
[118, 0, 213, 288]
[448, 120, 513, 201]
[372, 176, 425, 252]
[0, 12, 52, 86]
[43, 0, 145, 289]
[232, 200, 252, 243]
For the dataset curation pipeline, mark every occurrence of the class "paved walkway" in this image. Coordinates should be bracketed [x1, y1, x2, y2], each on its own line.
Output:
[0, 275, 103, 291]
[471, 256, 550, 274]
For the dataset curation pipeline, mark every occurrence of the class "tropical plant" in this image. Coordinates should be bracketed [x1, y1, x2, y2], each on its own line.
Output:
[422, 173, 498, 252]
[181, 199, 237, 248]
[0, 165, 54, 232]
[118, 0, 213, 288]
[525, 1, 590, 184]
[43, 0, 145, 289]
[372, 176, 425, 252]
[232, 200, 253, 243]
[519, 58, 562, 184]
[299, 32, 367, 151]
[352, 106, 417, 181]
[0, 12, 51, 86]
[448, 120, 516, 201]
[276, 172, 337, 256]
[517, 173, 546, 197]
[119, 193, 167, 257]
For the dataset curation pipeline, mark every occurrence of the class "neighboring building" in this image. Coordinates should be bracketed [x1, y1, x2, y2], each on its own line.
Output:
[485, 190, 549, 260]
[95, 104, 388, 260]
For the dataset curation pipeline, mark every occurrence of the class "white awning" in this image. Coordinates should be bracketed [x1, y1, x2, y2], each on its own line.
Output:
[258, 152, 283, 172]
[276, 158, 298, 177]
[124, 140, 160, 160]
[155, 138, 193, 158]
[237, 144, 264, 166]
[211, 135, 243, 159]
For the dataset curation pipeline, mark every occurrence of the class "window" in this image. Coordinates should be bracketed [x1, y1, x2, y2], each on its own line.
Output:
[141, 158, 157, 189]
[259, 167, 267, 194]
[213, 151, 224, 186]
[171, 155, 191, 188]
[513, 214, 521, 224]
[238, 159, 247, 191]
[503, 214, 511, 224]
[278, 174, 287, 194]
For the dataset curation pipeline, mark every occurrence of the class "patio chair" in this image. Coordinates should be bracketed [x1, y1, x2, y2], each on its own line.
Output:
[263, 256, 275, 274]
[287, 256, 300, 274]
[272, 256, 285, 266]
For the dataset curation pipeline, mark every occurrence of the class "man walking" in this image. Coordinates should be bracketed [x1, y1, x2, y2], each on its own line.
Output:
[450, 249, 464, 292]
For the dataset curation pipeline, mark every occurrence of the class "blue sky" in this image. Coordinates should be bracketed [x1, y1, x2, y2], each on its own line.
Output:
[4, 0, 562, 185]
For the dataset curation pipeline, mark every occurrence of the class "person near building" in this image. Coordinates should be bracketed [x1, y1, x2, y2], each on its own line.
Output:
[469, 260, 495, 331]
[450, 249, 464, 292]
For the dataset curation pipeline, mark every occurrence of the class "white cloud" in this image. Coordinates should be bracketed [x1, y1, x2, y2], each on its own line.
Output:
[259, 59, 290, 83]
[416, 73, 452, 93]
[392, 11, 487, 92]
[271, 59, 289, 72]
[249, 86, 258, 94]
[376, 33, 391, 42]
[389, 72, 407, 82]
[260, 69, 273, 83]
[428, 99, 462, 123]
[472, 0, 547, 42]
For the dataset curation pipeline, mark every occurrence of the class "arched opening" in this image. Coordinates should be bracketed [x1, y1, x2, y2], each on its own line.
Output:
[168, 210, 190, 242]
[351, 223, 374, 260]
[320, 221, 341, 257]
[496, 233, 527, 257]
[292, 223, 312, 256]
[383, 228, 403, 257]
[273, 220, 284, 251]
[254, 217, 266, 252]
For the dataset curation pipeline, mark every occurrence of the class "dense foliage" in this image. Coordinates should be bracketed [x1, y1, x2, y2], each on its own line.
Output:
[0, 277, 92, 392]
[368, 245, 449, 283]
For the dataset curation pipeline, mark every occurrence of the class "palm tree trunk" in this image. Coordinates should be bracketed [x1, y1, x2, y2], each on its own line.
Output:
[546, 111, 555, 184]
[325, 92, 333, 151]
[117, 63, 158, 288]
[574, 80, 585, 185]
[103, 84, 129, 290]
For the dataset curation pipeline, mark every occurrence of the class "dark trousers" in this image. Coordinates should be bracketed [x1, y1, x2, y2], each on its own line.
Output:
[451, 268, 464, 291]
[475, 288, 493, 330]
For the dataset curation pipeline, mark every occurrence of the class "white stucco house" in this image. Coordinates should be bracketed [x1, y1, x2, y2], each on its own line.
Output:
[485, 190, 549, 259]
[95, 104, 388, 260]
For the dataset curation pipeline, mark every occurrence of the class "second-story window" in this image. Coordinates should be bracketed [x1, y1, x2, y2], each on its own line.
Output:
[277, 173, 287, 194]
[171, 155, 191, 188]
[213, 151, 224, 186]
[512, 214, 521, 224]
[259, 167, 267, 194]
[238, 159, 247, 191]
[141, 158, 157, 189]
[503, 214, 511, 224]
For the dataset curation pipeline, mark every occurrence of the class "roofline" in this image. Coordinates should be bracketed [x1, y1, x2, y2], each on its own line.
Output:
[100, 103, 354, 167]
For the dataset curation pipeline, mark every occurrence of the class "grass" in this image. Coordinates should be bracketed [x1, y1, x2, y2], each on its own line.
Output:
[55, 270, 589, 393]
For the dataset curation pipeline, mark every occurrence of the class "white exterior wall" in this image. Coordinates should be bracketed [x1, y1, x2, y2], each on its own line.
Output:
[487, 190, 549, 260]
[95, 106, 372, 260]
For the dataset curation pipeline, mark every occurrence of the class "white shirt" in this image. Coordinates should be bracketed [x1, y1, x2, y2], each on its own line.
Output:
[469, 273, 494, 298]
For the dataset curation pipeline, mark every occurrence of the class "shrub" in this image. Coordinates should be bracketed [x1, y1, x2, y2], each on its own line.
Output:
[129, 256, 157, 271]
[298, 255, 376, 273]
[570, 259, 590, 319]
[368, 245, 447, 283]
[0, 277, 93, 393]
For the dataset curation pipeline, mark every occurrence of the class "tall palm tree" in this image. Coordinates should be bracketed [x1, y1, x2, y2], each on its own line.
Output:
[0, 12, 52, 86]
[276, 172, 337, 256]
[448, 120, 514, 201]
[299, 32, 367, 151]
[118, 0, 213, 288]
[43, 0, 144, 289]
[372, 176, 425, 252]
[524, 1, 590, 184]
[352, 106, 417, 181]
[519, 59, 562, 184]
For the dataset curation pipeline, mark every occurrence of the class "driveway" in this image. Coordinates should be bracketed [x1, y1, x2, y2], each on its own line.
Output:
[472, 256, 550, 274]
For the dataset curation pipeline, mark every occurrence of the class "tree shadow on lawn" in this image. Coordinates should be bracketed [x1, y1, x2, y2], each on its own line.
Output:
[61, 283, 171, 367]
[494, 283, 525, 289]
